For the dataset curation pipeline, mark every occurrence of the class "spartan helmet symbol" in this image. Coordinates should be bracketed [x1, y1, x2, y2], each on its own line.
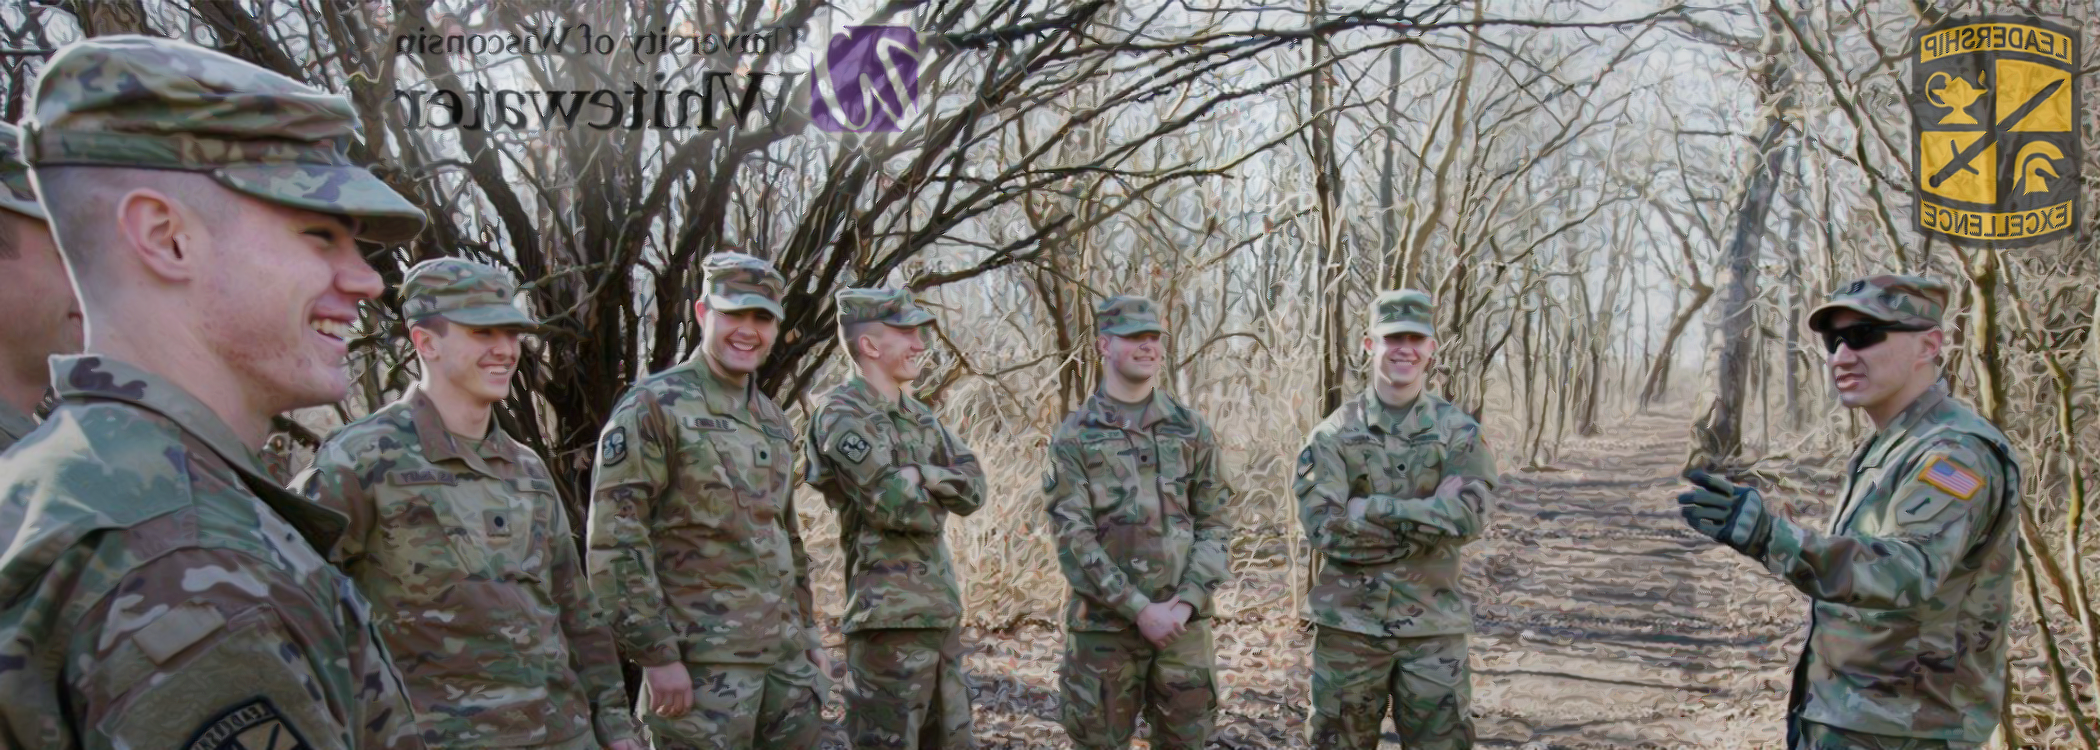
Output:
[2016, 142, 2066, 194]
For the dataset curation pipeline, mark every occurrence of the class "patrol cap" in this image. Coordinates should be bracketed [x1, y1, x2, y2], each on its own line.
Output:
[836, 287, 935, 328]
[0, 123, 43, 220]
[702, 252, 786, 318]
[1807, 274, 1949, 332]
[23, 35, 424, 242]
[1097, 295, 1164, 337]
[399, 257, 539, 330]
[1369, 289, 1435, 337]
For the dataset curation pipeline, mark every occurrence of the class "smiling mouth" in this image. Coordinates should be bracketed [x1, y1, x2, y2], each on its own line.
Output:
[310, 318, 356, 342]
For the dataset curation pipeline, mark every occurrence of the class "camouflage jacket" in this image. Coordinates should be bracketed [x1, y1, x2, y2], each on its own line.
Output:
[1758, 381, 2021, 741]
[1293, 389, 1498, 638]
[295, 386, 638, 748]
[1044, 388, 1234, 632]
[586, 355, 818, 667]
[0, 355, 423, 750]
[0, 398, 32, 454]
[803, 375, 987, 632]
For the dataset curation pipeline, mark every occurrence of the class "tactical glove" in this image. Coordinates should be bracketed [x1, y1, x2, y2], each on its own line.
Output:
[1677, 469, 1774, 559]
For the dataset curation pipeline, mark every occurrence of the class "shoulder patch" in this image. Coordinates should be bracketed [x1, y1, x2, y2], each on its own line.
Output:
[837, 430, 871, 464]
[184, 697, 312, 750]
[600, 426, 628, 467]
[1297, 446, 1314, 478]
[1918, 456, 1983, 500]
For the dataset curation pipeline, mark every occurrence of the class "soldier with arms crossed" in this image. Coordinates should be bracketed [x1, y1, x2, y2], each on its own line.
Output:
[1043, 295, 1234, 749]
[805, 287, 988, 749]
[1675, 276, 2023, 750]
[1293, 290, 1498, 750]
[0, 121, 80, 454]
[0, 36, 426, 749]
[587, 253, 827, 749]
[296, 258, 643, 750]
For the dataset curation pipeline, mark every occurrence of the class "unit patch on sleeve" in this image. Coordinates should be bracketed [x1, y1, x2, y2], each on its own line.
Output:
[838, 430, 871, 464]
[185, 698, 311, 750]
[601, 426, 628, 467]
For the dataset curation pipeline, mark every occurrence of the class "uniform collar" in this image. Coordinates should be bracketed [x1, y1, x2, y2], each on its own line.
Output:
[1864, 379, 1952, 466]
[48, 353, 346, 545]
[402, 384, 527, 474]
[1359, 387, 1435, 436]
[682, 353, 764, 426]
[840, 373, 927, 419]
[0, 397, 33, 446]
[1080, 386, 1173, 430]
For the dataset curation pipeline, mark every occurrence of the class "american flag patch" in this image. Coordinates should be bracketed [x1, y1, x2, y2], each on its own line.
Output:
[1919, 457, 1983, 500]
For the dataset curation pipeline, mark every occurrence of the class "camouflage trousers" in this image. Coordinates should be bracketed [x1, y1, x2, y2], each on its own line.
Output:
[639, 651, 828, 750]
[1790, 719, 1980, 750]
[1058, 620, 1219, 750]
[516, 731, 601, 750]
[846, 628, 974, 750]
[1307, 627, 1473, 750]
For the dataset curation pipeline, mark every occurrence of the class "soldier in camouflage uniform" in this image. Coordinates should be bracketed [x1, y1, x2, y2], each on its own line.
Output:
[0, 121, 79, 454]
[1675, 275, 2023, 750]
[587, 253, 827, 749]
[0, 35, 427, 749]
[1293, 289, 1498, 750]
[295, 258, 643, 750]
[804, 287, 987, 749]
[1043, 295, 1234, 749]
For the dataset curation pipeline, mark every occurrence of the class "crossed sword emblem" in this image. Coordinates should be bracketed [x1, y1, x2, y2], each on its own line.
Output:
[1928, 76, 2066, 189]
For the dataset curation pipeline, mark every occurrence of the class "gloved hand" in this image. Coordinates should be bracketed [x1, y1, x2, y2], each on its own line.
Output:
[1677, 469, 1774, 558]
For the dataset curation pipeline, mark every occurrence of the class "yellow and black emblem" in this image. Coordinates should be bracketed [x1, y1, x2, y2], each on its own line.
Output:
[1912, 16, 2081, 247]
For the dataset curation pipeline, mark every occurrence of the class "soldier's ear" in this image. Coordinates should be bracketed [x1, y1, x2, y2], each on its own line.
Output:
[116, 187, 194, 282]
[1919, 328, 1945, 368]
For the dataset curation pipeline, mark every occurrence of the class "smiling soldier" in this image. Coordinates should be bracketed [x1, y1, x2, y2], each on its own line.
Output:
[1294, 289, 1499, 750]
[1675, 275, 2023, 749]
[295, 258, 643, 750]
[0, 35, 426, 748]
[805, 286, 987, 749]
[586, 252, 827, 749]
[0, 121, 80, 455]
[1044, 294, 1235, 749]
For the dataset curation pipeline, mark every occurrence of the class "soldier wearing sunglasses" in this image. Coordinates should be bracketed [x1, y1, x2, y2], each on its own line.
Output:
[1674, 275, 2023, 750]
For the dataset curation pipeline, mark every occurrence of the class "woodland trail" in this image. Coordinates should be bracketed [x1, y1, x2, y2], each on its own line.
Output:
[815, 407, 1818, 748]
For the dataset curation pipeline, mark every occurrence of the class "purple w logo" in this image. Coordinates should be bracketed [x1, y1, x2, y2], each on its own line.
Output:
[812, 26, 921, 133]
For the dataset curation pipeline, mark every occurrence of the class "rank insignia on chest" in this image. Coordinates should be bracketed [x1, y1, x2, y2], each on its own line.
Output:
[485, 509, 514, 539]
[839, 431, 871, 463]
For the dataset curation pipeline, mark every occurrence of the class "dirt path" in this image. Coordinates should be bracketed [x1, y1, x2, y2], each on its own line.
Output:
[1466, 409, 1809, 749]
[838, 409, 1818, 748]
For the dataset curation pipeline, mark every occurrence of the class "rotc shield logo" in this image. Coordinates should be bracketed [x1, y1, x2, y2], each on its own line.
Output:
[1912, 16, 2081, 247]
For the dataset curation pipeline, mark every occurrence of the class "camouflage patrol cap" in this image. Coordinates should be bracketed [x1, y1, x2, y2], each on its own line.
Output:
[702, 252, 786, 318]
[1369, 289, 1435, 337]
[0, 123, 42, 220]
[399, 257, 538, 330]
[1097, 295, 1164, 337]
[1807, 274, 1949, 332]
[836, 287, 935, 329]
[22, 35, 424, 242]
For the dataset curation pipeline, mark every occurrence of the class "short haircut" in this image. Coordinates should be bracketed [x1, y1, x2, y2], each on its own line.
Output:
[840, 320, 884, 361]
[30, 166, 230, 282]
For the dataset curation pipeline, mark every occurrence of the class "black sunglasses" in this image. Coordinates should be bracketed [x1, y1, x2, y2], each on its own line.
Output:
[1820, 322, 1931, 353]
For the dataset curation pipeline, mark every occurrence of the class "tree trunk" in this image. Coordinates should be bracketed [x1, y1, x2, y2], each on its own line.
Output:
[1641, 285, 1711, 409]
[1690, 8, 1793, 471]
